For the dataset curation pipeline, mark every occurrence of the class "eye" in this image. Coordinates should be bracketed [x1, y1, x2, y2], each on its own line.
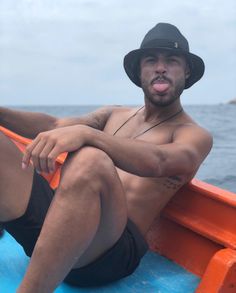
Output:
[167, 56, 181, 64]
[168, 57, 178, 62]
[143, 56, 156, 64]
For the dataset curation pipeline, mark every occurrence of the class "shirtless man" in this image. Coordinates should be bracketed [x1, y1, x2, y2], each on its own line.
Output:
[0, 23, 212, 292]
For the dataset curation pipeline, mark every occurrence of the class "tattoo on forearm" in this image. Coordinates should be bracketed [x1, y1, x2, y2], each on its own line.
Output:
[163, 176, 183, 190]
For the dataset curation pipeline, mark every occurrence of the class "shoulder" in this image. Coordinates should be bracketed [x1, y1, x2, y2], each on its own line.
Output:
[173, 121, 213, 161]
[103, 105, 143, 134]
[174, 120, 212, 143]
[173, 111, 212, 144]
[108, 105, 135, 115]
[174, 121, 212, 139]
[93, 105, 132, 118]
[107, 105, 142, 120]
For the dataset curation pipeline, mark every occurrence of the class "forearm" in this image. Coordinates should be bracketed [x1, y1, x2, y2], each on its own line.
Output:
[0, 105, 116, 139]
[87, 128, 161, 177]
[0, 107, 57, 138]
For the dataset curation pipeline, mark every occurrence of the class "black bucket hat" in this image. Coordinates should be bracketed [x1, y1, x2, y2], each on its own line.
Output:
[124, 23, 205, 89]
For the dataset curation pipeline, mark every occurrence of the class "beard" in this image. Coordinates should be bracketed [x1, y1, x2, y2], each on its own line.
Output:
[142, 77, 186, 107]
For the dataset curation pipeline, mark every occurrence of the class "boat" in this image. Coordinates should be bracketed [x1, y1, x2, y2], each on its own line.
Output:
[1, 125, 236, 293]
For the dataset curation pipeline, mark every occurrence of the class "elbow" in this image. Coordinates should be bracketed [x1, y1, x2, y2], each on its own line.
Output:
[139, 151, 166, 177]
[150, 160, 164, 177]
[142, 157, 163, 177]
[150, 150, 167, 177]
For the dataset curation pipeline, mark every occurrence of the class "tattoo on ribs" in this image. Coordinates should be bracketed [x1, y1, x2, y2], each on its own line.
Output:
[163, 176, 183, 190]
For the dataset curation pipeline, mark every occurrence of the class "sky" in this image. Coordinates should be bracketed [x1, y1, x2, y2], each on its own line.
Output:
[0, 0, 235, 105]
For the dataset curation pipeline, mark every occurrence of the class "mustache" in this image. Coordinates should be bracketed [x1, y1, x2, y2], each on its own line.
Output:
[151, 75, 172, 85]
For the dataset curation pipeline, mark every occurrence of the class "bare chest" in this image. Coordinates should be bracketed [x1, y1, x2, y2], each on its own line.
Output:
[104, 110, 175, 144]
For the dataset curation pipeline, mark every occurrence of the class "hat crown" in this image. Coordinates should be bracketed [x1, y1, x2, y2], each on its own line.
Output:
[141, 23, 189, 52]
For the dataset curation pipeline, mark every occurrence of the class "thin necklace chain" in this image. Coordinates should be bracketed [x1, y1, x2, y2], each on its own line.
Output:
[113, 106, 145, 136]
[113, 106, 183, 139]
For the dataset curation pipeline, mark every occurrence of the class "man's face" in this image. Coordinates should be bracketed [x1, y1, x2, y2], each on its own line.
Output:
[139, 50, 190, 107]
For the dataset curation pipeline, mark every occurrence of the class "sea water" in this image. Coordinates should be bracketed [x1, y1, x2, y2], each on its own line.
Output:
[11, 104, 236, 193]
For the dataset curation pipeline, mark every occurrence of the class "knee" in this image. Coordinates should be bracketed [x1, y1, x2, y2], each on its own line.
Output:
[78, 146, 114, 172]
[59, 147, 115, 192]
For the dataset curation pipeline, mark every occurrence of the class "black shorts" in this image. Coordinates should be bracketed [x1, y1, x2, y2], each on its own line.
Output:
[3, 172, 148, 287]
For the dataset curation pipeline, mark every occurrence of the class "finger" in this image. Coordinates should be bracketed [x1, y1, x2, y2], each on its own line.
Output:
[31, 141, 47, 172]
[47, 146, 63, 173]
[38, 141, 55, 173]
[22, 137, 42, 169]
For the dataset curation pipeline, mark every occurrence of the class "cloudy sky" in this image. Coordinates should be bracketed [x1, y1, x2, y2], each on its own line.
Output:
[0, 0, 235, 105]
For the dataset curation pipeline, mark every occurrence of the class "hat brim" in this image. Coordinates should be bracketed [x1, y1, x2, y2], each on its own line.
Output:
[123, 47, 205, 89]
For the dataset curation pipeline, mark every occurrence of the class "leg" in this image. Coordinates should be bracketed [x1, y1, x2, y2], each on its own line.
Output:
[0, 132, 34, 222]
[17, 147, 127, 293]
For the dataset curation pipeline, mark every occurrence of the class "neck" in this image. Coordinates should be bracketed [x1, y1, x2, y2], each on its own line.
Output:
[143, 97, 183, 122]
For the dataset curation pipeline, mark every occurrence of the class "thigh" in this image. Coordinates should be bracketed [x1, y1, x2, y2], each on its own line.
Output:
[59, 147, 128, 268]
[0, 131, 34, 221]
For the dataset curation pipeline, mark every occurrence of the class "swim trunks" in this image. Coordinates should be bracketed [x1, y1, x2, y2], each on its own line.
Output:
[64, 218, 148, 287]
[3, 171, 148, 287]
[3, 171, 54, 257]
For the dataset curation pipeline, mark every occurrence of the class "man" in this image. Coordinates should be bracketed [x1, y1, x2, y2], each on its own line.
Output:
[0, 23, 212, 292]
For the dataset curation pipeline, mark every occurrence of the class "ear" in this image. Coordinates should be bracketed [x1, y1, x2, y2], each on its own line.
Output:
[185, 64, 191, 80]
[137, 61, 142, 79]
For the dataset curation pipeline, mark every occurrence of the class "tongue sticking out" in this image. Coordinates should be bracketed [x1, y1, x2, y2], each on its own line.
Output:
[153, 83, 169, 93]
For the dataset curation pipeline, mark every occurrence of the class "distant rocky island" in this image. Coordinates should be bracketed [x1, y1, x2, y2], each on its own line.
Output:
[228, 98, 236, 104]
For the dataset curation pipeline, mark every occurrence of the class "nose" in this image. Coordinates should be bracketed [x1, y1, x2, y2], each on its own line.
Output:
[155, 59, 167, 74]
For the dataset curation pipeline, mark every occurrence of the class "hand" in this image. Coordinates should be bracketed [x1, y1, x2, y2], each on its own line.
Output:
[22, 125, 89, 173]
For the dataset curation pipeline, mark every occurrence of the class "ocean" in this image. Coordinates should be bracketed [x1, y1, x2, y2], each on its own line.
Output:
[12, 104, 236, 193]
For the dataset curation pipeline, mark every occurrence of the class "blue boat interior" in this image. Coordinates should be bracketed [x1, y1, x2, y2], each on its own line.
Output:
[0, 232, 200, 293]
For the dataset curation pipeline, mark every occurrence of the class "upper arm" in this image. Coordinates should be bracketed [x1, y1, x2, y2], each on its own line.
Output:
[155, 125, 213, 178]
[55, 106, 118, 130]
